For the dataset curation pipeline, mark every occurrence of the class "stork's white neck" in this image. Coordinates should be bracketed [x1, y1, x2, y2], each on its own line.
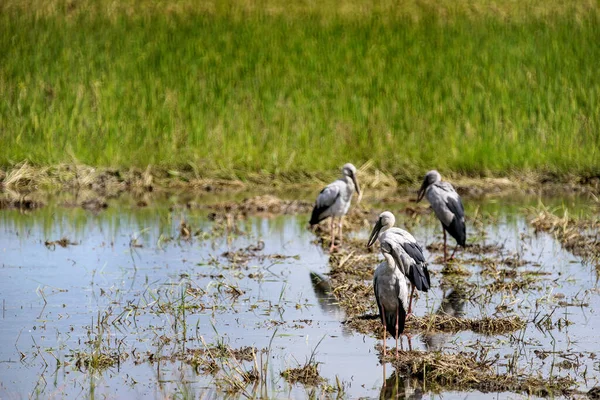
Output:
[378, 224, 391, 239]
[342, 174, 355, 190]
[382, 252, 395, 270]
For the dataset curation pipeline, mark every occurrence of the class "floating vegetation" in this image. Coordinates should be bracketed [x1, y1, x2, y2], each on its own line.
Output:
[386, 350, 577, 397]
[44, 237, 78, 249]
[136, 344, 263, 371]
[219, 240, 299, 270]
[344, 314, 525, 336]
[71, 351, 121, 372]
[281, 363, 324, 386]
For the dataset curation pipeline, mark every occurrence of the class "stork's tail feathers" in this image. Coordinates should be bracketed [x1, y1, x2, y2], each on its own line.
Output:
[445, 218, 466, 247]
[382, 306, 407, 339]
[309, 205, 328, 226]
[409, 264, 431, 292]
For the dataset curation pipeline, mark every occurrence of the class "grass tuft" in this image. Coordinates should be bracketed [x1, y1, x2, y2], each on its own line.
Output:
[387, 350, 577, 396]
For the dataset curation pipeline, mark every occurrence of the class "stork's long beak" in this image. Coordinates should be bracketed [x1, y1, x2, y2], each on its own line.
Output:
[351, 173, 362, 203]
[416, 179, 427, 202]
[367, 219, 382, 247]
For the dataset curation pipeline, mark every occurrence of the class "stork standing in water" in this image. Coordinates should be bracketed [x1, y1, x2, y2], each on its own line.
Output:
[372, 244, 409, 358]
[417, 170, 466, 262]
[309, 163, 361, 251]
[368, 211, 430, 316]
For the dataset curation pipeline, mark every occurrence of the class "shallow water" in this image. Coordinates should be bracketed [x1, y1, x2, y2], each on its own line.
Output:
[0, 194, 598, 399]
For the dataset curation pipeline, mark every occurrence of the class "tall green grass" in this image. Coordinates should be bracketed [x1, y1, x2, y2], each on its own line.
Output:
[1, 0, 599, 180]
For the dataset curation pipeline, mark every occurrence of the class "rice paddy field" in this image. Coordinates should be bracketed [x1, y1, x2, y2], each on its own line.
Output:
[2, 1, 600, 399]
[1, 188, 600, 399]
[1, 0, 599, 180]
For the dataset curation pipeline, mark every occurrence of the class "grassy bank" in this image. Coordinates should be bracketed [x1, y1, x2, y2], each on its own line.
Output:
[1, 0, 599, 181]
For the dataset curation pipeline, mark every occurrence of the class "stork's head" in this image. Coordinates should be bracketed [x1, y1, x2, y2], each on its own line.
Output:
[417, 170, 442, 202]
[341, 163, 361, 201]
[367, 211, 396, 247]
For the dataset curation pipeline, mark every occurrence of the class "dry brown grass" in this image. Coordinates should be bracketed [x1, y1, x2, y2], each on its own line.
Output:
[410, 314, 525, 334]
[0, 188, 45, 210]
[530, 208, 600, 264]
[325, 250, 379, 316]
[386, 349, 576, 396]
[345, 314, 525, 337]
[2, 163, 598, 207]
[3, 0, 598, 23]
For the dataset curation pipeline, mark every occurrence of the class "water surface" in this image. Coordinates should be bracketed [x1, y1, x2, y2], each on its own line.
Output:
[0, 194, 598, 399]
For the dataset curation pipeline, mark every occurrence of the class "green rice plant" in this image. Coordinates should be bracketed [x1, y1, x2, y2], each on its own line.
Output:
[1, 0, 599, 180]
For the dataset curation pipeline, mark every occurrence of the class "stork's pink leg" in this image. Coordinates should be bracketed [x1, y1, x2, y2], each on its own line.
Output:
[408, 285, 415, 315]
[450, 244, 459, 260]
[395, 307, 399, 359]
[381, 304, 387, 358]
[443, 225, 448, 262]
[329, 218, 336, 252]
[339, 217, 343, 247]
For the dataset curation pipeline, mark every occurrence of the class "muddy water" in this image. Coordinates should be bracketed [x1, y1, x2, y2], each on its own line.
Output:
[0, 194, 598, 399]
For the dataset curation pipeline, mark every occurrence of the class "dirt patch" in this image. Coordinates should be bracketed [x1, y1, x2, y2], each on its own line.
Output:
[207, 194, 313, 216]
[384, 349, 577, 397]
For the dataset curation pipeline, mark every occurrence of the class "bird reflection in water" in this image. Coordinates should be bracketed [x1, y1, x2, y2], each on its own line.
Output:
[421, 288, 467, 351]
[309, 271, 346, 323]
[379, 370, 423, 400]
